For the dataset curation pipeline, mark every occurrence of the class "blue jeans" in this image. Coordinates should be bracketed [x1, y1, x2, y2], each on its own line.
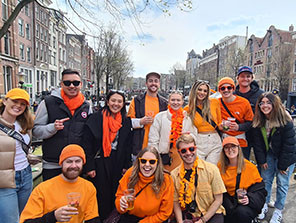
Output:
[261, 150, 295, 210]
[0, 165, 32, 223]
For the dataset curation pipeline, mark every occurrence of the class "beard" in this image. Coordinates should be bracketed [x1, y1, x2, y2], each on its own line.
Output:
[62, 167, 82, 180]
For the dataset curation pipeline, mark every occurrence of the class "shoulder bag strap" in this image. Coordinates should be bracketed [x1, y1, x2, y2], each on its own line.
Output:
[135, 183, 151, 197]
[220, 98, 240, 124]
[0, 123, 30, 154]
[235, 173, 241, 197]
[195, 107, 218, 129]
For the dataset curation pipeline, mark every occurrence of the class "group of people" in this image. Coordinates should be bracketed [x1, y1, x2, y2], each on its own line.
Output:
[0, 66, 295, 223]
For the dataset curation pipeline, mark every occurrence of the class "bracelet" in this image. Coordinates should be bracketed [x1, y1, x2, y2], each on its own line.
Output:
[201, 216, 206, 223]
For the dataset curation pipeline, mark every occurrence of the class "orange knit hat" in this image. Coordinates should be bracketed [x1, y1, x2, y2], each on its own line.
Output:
[59, 144, 86, 165]
[222, 136, 240, 147]
[218, 77, 235, 90]
[5, 88, 30, 105]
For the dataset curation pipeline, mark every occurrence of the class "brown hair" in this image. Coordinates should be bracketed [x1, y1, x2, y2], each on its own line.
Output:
[252, 92, 291, 128]
[188, 81, 211, 124]
[128, 147, 165, 195]
[0, 99, 34, 134]
[176, 133, 196, 149]
[219, 144, 245, 174]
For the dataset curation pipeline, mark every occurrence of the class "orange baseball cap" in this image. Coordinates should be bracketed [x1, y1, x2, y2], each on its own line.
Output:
[5, 88, 30, 105]
[59, 144, 86, 165]
[222, 136, 240, 147]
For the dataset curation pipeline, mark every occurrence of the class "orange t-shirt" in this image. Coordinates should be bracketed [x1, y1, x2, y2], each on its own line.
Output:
[184, 98, 221, 132]
[115, 167, 174, 222]
[128, 94, 159, 149]
[218, 159, 262, 196]
[219, 96, 254, 147]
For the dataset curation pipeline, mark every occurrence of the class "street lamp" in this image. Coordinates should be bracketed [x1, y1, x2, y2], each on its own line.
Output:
[17, 71, 26, 89]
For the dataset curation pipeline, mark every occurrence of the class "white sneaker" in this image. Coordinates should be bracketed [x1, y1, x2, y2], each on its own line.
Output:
[258, 203, 268, 220]
[268, 200, 275, 208]
[270, 209, 282, 223]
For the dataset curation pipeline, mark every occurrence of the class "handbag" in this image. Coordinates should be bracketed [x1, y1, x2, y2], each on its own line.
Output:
[0, 123, 42, 165]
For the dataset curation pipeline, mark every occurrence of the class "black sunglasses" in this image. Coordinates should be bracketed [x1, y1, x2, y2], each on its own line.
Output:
[220, 86, 233, 91]
[139, 158, 158, 165]
[63, 80, 81, 87]
[178, 146, 196, 154]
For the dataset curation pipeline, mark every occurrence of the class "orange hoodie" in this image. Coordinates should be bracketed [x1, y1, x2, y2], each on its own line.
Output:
[115, 167, 174, 223]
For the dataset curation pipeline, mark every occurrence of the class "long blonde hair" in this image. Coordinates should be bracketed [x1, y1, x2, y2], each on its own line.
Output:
[128, 147, 165, 195]
[0, 100, 34, 134]
[252, 92, 291, 128]
[219, 144, 245, 174]
[188, 81, 211, 123]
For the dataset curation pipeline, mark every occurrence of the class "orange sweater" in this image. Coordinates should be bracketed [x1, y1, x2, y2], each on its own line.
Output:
[128, 94, 159, 149]
[115, 167, 174, 223]
[184, 98, 221, 132]
[218, 159, 262, 196]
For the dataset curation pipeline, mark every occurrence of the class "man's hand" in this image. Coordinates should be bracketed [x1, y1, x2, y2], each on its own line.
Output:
[261, 163, 268, 170]
[54, 118, 70, 130]
[140, 116, 154, 125]
[229, 122, 239, 131]
[87, 170, 96, 178]
[54, 205, 78, 222]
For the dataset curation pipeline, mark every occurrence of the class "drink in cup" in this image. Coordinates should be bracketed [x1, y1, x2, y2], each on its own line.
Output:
[124, 189, 135, 210]
[236, 189, 247, 203]
[67, 192, 81, 208]
[222, 120, 230, 131]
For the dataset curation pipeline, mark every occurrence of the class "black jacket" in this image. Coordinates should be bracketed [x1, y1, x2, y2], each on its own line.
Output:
[132, 92, 167, 155]
[42, 95, 90, 163]
[235, 80, 264, 113]
[253, 121, 296, 171]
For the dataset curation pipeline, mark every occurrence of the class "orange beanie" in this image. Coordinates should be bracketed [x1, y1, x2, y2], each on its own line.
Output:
[59, 144, 86, 165]
[218, 77, 235, 89]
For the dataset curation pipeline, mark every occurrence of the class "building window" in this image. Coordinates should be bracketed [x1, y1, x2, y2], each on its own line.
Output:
[53, 52, 56, 66]
[36, 24, 39, 37]
[40, 27, 43, 40]
[36, 41, 39, 59]
[25, 24, 30, 39]
[44, 30, 47, 42]
[27, 47, 31, 62]
[268, 34, 273, 47]
[3, 66, 12, 93]
[25, 4, 29, 16]
[63, 50, 65, 62]
[20, 43, 25, 60]
[293, 79, 296, 92]
[4, 32, 10, 55]
[48, 50, 52, 64]
[53, 36, 56, 48]
[2, 0, 8, 20]
[18, 19, 24, 36]
[294, 60, 296, 73]
[40, 44, 43, 61]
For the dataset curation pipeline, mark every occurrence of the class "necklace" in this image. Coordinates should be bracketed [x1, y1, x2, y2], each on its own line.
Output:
[168, 105, 184, 148]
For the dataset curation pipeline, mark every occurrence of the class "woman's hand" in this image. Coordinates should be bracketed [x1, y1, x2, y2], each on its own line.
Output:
[238, 195, 249, 205]
[119, 196, 128, 212]
[280, 167, 288, 175]
[87, 170, 96, 178]
[261, 163, 268, 170]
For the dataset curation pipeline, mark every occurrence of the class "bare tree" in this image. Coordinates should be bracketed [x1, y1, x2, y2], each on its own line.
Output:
[226, 48, 246, 79]
[170, 62, 186, 92]
[272, 43, 293, 101]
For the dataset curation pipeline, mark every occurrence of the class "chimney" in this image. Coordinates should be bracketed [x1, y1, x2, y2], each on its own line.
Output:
[289, 24, 294, 32]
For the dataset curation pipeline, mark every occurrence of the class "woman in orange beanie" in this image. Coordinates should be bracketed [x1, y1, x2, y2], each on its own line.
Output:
[115, 146, 174, 222]
[0, 88, 34, 223]
[83, 90, 133, 221]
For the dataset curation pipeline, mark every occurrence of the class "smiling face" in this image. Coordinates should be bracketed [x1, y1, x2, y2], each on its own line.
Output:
[259, 97, 273, 117]
[196, 84, 208, 102]
[237, 72, 253, 88]
[146, 76, 160, 94]
[107, 93, 124, 115]
[178, 142, 197, 167]
[169, 93, 183, 111]
[139, 151, 158, 177]
[61, 73, 82, 99]
[2, 98, 27, 120]
[219, 84, 234, 99]
[223, 143, 239, 161]
[62, 156, 83, 180]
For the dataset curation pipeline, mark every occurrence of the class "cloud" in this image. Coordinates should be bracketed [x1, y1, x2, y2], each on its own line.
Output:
[132, 33, 157, 43]
[207, 16, 255, 32]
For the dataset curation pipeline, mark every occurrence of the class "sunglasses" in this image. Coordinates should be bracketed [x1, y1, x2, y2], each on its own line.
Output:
[178, 146, 196, 154]
[139, 158, 158, 165]
[220, 86, 233, 91]
[63, 80, 81, 87]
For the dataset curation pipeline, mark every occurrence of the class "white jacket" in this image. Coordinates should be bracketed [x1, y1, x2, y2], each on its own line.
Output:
[148, 110, 198, 154]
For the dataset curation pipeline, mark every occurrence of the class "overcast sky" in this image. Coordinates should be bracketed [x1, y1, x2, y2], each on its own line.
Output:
[53, 0, 296, 78]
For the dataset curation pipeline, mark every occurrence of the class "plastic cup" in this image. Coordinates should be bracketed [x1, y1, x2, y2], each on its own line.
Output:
[236, 189, 247, 203]
[227, 117, 236, 122]
[222, 119, 230, 131]
[67, 192, 81, 208]
[124, 189, 135, 210]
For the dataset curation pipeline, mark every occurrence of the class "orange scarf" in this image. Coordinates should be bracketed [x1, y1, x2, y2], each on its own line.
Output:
[168, 105, 184, 148]
[102, 110, 122, 157]
[61, 89, 85, 115]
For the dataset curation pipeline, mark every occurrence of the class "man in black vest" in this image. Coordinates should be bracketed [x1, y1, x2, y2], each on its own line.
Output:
[127, 72, 167, 159]
[33, 69, 92, 180]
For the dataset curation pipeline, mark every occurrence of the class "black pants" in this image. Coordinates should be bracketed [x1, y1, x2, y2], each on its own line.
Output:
[42, 168, 62, 181]
[224, 205, 257, 223]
